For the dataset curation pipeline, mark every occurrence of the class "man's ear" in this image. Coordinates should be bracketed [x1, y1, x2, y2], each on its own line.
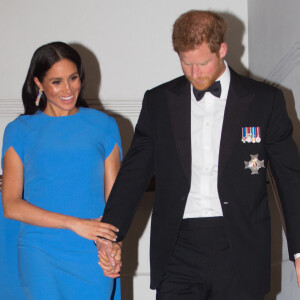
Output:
[219, 42, 227, 59]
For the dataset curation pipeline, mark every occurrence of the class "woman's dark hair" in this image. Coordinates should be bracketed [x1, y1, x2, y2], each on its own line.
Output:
[22, 42, 88, 115]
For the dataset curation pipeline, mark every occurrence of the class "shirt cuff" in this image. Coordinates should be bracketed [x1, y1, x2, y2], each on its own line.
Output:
[294, 253, 300, 260]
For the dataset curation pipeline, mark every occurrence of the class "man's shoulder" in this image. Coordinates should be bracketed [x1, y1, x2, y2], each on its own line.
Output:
[230, 67, 279, 93]
[147, 75, 188, 94]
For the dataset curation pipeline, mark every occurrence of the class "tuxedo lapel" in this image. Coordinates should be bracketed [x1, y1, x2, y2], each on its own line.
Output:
[165, 77, 191, 183]
[218, 69, 255, 175]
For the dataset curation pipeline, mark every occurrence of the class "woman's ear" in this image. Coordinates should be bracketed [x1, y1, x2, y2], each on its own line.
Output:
[33, 77, 43, 91]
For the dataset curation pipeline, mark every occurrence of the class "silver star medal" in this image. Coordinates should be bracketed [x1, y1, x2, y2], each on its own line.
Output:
[244, 154, 265, 175]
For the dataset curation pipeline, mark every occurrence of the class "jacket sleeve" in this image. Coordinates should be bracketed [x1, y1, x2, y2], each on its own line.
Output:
[266, 88, 300, 260]
[101, 91, 154, 241]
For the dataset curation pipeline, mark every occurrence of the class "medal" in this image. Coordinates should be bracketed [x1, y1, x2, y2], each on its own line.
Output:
[256, 127, 261, 143]
[241, 126, 261, 143]
[244, 154, 265, 175]
[246, 127, 251, 143]
[251, 127, 256, 143]
[242, 127, 246, 143]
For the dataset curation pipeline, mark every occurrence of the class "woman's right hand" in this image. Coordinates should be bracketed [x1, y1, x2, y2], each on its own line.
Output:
[70, 217, 119, 242]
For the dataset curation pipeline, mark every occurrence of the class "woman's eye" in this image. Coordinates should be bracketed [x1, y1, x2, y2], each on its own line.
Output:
[70, 75, 78, 81]
[52, 80, 60, 85]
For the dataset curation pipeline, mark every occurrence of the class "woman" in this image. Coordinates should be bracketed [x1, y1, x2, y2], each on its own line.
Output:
[2, 42, 122, 299]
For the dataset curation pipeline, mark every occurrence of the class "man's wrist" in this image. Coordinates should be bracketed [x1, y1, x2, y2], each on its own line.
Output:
[294, 253, 300, 260]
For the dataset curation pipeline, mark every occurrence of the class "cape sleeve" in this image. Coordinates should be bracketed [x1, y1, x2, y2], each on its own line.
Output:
[1, 119, 25, 169]
[103, 116, 123, 160]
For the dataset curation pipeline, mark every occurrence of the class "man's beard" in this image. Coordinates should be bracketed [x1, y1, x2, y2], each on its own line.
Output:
[187, 76, 217, 91]
[187, 61, 224, 91]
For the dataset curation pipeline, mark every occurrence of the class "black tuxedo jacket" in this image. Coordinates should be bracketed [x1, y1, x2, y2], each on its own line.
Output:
[102, 68, 300, 296]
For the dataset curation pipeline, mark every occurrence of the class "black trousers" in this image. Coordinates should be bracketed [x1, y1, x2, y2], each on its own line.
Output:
[156, 217, 265, 300]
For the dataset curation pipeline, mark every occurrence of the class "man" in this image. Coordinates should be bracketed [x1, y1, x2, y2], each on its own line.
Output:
[99, 10, 300, 299]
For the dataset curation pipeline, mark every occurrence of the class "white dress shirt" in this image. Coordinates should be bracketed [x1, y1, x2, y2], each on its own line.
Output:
[183, 61, 230, 219]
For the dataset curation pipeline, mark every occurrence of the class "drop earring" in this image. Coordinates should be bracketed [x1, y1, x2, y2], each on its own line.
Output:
[35, 89, 43, 106]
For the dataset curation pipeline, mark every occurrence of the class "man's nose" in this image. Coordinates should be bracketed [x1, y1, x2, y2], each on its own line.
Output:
[191, 65, 200, 79]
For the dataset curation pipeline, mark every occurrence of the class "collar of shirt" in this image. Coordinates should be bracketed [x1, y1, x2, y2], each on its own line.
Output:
[190, 60, 231, 101]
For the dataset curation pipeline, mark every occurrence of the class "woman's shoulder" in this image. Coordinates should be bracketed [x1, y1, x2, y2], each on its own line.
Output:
[79, 107, 117, 127]
[79, 108, 122, 155]
[5, 114, 29, 130]
[6, 112, 42, 128]
[4, 112, 46, 137]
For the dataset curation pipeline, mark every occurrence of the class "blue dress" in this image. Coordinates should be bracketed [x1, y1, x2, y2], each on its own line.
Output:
[0, 191, 26, 300]
[1, 107, 122, 300]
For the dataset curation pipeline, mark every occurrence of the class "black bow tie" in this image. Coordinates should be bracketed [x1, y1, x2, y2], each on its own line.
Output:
[193, 81, 221, 101]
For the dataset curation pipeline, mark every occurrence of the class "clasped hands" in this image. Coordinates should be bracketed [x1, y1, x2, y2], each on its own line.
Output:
[96, 239, 122, 278]
[71, 215, 122, 277]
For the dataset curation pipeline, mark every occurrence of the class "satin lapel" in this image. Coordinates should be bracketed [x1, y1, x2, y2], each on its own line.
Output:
[218, 70, 255, 175]
[165, 77, 191, 183]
